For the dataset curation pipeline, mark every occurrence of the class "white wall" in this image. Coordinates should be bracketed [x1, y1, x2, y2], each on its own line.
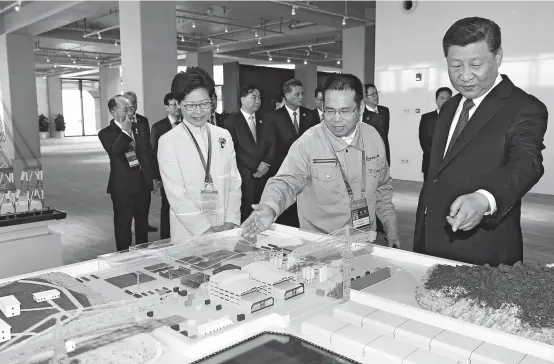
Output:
[376, 1, 554, 195]
[35, 77, 49, 118]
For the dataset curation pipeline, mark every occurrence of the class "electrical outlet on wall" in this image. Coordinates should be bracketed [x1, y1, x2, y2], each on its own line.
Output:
[401, 159, 409, 164]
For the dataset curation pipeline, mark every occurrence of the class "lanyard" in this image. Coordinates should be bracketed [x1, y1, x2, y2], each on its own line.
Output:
[182, 123, 213, 185]
[323, 131, 366, 199]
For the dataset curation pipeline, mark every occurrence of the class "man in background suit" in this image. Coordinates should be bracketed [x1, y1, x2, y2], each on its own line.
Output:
[267, 78, 317, 227]
[150, 93, 182, 240]
[419, 87, 452, 180]
[414, 17, 548, 266]
[210, 93, 225, 127]
[362, 84, 390, 166]
[225, 85, 275, 222]
[99, 95, 155, 251]
[123, 91, 158, 233]
[312, 87, 324, 123]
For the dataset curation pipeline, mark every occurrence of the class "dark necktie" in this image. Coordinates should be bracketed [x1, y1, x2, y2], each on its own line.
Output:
[446, 99, 475, 154]
[173, 121, 181, 127]
[293, 111, 299, 134]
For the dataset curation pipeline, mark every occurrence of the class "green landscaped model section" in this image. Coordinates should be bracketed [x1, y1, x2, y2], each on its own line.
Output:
[424, 262, 554, 328]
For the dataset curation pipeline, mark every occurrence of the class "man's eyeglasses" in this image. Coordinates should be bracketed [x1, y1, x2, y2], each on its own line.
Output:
[323, 105, 359, 119]
[168, 103, 179, 108]
[181, 101, 212, 112]
[367, 92, 380, 97]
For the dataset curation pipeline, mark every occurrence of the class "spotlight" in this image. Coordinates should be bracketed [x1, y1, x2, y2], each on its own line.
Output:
[72, 59, 76, 63]
[43, 76, 46, 80]
[95, 55, 98, 59]
[114, 40, 118, 46]
[254, 30, 258, 37]
[46, 57, 50, 63]
[209, 38, 213, 45]
[304, 60, 307, 65]
[54, 64, 58, 68]
[77, 65, 80, 69]
[342, 16, 347, 26]
[97, 61, 101, 65]
[14, 1, 21, 11]
[306, 51, 310, 56]
[268, 55, 272, 61]
[180, 35, 185, 42]
[67, 53, 71, 58]
[216, 45, 220, 51]
[225, 26, 228, 33]
[192, 21, 196, 28]
[337, 59, 341, 65]
[257, 38, 261, 45]
[287, 58, 290, 63]
[291, 6, 295, 15]
[324, 53, 328, 59]
[97, 33, 102, 40]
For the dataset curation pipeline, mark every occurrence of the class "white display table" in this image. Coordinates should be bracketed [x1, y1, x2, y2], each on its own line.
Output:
[0, 224, 550, 363]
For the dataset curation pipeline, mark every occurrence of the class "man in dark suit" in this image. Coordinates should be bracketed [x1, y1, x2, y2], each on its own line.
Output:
[209, 93, 225, 127]
[266, 78, 317, 227]
[419, 87, 452, 180]
[414, 17, 548, 266]
[123, 91, 158, 233]
[99, 95, 155, 251]
[225, 85, 275, 222]
[150, 93, 182, 239]
[362, 84, 390, 166]
[312, 87, 324, 123]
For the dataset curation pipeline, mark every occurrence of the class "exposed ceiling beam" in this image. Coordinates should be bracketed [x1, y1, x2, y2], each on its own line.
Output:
[250, 39, 340, 55]
[270, 1, 373, 25]
[176, 15, 283, 35]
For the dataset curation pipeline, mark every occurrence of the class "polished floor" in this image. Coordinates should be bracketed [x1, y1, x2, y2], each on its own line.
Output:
[41, 136, 554, 265]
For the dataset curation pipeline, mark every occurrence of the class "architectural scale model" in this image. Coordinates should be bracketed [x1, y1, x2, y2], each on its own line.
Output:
[32, 289, 60, 303]
[0, 318, 11, 343]
[0, 296, 20, 318]
[0, 228, 552, 363]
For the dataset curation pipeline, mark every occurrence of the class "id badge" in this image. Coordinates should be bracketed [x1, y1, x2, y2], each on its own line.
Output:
[200, 188, 219, 214]
[350, 197, 370, 230]
[125, 151, 140, 168]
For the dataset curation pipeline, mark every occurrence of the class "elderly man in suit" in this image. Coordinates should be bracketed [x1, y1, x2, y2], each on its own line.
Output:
[414, 17, 548, 266]
[123, 90, 158, 233]
[150, 93, 182, 239]
[362, 84, 390, 166]
[224, 85, 275, 222]
[158, 67, 241, 240]
[98, 95, 155, 251]
[266, 78, 317, 228]
[419, 87, 452, 180]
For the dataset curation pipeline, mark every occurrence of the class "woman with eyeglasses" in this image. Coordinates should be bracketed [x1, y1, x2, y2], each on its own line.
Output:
[157, 67, 242, 240]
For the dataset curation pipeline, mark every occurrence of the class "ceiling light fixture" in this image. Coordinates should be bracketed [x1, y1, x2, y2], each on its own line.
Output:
[306, 51, 310, 56]
[304, 60, 307, 65]
[342, 16, 347, 26]
[324, 53, 328, 59]
[46, 57, 50, 63]
[54, 64, 58, 68]
[95, 55, 98, 59]
[224, 26, 228, 33]
[269, 55, 272, 61]
[14, 1, 21, 11]
[180, 35, 185, 42]
[254, 30, 258, 37]
[287, 58, 290, 63]
[257, 38, 261, 45]
[216, 45, 220, 51]
[291, 6, 296, 15]
[209, 38, 213, 45]
[114, 40, 118, 46]
[77, 65, 80, 69]
[72, 59, 76, 63]
[97, 61, 101, 65]
[192, 21, 196, 28]
[337, 59, 341, 65]
[67, 53, 71, 58]
[97, 33, 102, 40]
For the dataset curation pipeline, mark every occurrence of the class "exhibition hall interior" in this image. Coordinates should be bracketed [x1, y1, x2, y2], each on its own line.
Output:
[0, 1, 553, 363]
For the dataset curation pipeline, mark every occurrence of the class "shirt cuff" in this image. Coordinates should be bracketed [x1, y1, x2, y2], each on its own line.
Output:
[476, 189, 497, 215]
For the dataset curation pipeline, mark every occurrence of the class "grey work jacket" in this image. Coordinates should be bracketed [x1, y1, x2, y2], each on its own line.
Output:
[261, 122, 398, 239]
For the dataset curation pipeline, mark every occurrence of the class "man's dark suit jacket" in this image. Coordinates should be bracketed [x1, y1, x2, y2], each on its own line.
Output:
[265, 106, 317, 227]
[362, 106, 390, 165]
[418, 110, 438, 177]
[224, 111, 275, 221]
[268, 106, 318, 175]
[312, 108, 322, 123]
[98, 118, 154, 195]
[150, 117, 173, 180]
[414, 75, 548, 266]
[212, 112, 225, 128]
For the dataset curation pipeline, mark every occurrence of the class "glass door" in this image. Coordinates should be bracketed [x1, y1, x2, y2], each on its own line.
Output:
[61, 79, 100, 136]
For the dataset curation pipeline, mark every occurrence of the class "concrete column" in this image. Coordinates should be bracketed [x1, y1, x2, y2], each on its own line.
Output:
[222, 62, 240, 114]
[99, 67, 122, 129]
[342, 26, 375, 83]
[295, 63, 318, 109]
[185, 52, 214, 78]
[47, 76, 63, 134]
[0, 33, 40, 163]
[119, 1, 177, 123]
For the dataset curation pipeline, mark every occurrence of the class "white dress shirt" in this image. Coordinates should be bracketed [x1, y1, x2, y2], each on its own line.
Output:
[240, 108, 257, 139]
[366, 105, 378, 113]
[444, 73, 503, 215]
[317, 108, 324, 122]
[342, 123, 359, 146]
[168, 114, 181, 128]
[285, 104, 300, 128]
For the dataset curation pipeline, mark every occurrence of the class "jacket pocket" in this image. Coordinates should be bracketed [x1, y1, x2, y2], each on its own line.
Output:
[312, 160, 342, 205]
